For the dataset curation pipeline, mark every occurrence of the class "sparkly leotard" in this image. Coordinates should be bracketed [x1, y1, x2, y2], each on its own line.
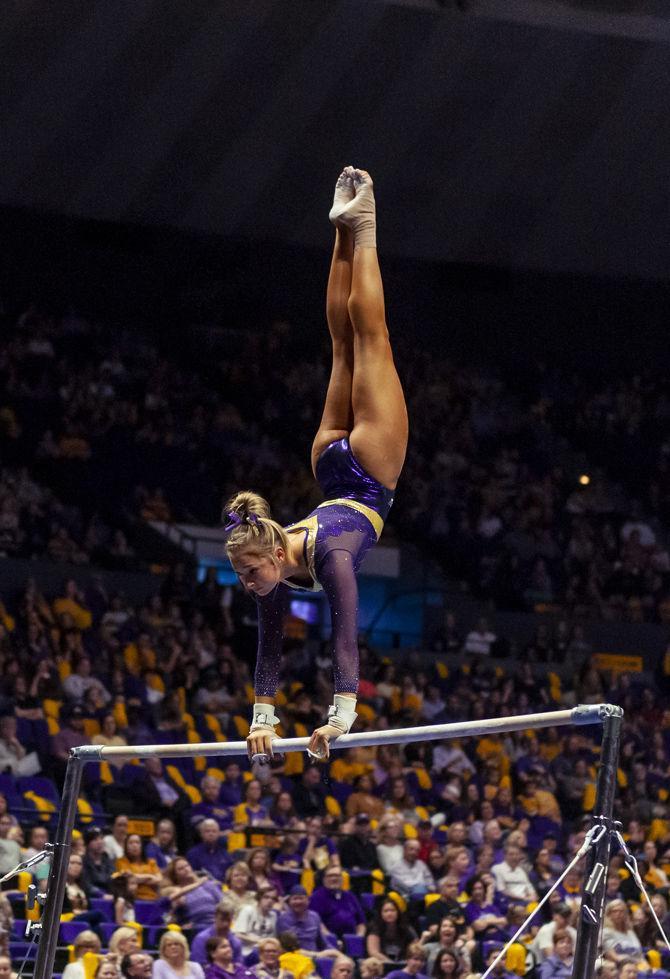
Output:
[254, 438, 394, 696]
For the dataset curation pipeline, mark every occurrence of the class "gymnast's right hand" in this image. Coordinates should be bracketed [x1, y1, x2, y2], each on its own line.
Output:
[247, 727, 274, 761]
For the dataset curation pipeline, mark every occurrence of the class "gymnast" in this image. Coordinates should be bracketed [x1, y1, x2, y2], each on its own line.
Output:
[224, 166, 408, 761]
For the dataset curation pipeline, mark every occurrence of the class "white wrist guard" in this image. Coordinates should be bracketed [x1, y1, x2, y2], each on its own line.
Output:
[250, 703, 280, 733]
[326, 695, 357, 735]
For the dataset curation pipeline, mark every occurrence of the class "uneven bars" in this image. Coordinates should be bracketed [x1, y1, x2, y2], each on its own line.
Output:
[75, 704, 611, 764]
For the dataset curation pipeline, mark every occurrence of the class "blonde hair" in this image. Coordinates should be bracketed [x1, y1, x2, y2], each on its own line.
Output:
[74, 930, 101, 954]
[223, 491, 290, 566]
[159, 930, 190, 958]
[108, 927, 139, 956]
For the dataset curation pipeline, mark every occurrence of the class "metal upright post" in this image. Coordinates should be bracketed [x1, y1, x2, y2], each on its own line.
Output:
[571, 704, 623, 979]
[33, 754, 84, 979]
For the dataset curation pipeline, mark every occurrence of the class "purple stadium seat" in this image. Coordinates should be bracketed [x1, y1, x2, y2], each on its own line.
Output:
[317, 960, 334, 979]
[59, 921, 90, 944]
[343, 935, 365, 958]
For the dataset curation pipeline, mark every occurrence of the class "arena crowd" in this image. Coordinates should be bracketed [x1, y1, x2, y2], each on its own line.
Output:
[0, 306, 669, 979]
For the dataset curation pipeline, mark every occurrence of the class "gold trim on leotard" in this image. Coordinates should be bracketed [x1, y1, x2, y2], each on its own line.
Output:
[316, 498, 384, 539]
[283, 499, 384, 593]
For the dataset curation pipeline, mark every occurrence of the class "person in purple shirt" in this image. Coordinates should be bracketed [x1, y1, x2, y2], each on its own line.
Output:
[204, 936, 254, 979]
[463, 874, 507, 942]
[276, 886, 334, 951]
[384, 942, 430, 979]
[309, 867, 365, 938]
[190, 776, 233, 833]
[191, 902, 243, 967]
[218, 762, 245, 808]
[187, 819, 232, 881]
[145, 818, 180, 870]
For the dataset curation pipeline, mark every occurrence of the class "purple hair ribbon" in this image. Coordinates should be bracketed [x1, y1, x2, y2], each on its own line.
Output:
[224, 512, 243, 531]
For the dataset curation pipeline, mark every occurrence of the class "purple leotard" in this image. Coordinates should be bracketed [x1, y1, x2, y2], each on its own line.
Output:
[254, 438, 394, 696]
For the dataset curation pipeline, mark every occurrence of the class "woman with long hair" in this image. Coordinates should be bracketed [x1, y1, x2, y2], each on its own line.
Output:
[225, 167, 408, 762]
[420, 917, 472, 974]
[601, 900, 646, 967]
[432, 950, 463, 979]
[161, 857, 223, 930]
[115, 834, 161, 900]
[365, 898, 417, 963]
[247, 847, 283, 896]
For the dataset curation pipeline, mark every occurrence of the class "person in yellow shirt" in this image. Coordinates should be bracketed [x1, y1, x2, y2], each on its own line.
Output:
[52, 580, 93, 630]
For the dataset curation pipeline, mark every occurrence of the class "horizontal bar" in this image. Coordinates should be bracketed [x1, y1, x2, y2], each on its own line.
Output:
[74, 704, 611, 764]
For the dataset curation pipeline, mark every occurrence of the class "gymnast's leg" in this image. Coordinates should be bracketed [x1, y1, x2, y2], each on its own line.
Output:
[310, 168, 357, 475]
[344, 169, 408, 490]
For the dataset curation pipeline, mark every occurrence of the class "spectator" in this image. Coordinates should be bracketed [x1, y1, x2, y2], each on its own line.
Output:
[432, 951, 463, 979]
[161, 857, 224, 930]
[463, 619, 497, 657]
[191, 776, 232, 832]
[424, 878, 466, 937]
[145, 819, 179, 870]
[308, 867, 365, 938]
[365, 898, 417, 964]
[61, 931, 102, 979]
[187, 819, 232, 882]
[120, 953, 153, 979]
[110, 872, 138, 925]
[154, 931, 204, 979]
[292, 767, 328, 819]
[63, 655, 111, 705]
[250, 938, 289, 979]
[420, 918, 472, 974]
[130, 758, 190, 828]
[0, 715, 32, 774]
[389, 840, 434, 899]
[82, 826, 114, 895]
[277, 932, 317, 979]
[276, 886, 333, 952]
[104, 815, 129, 863]
[376, 816, 404, 874]
[191, 901, 243, 968]
[204, 937, 252, 979]
[246, 848, 282, 895]
[539, 930, 575, 979]
[330, 958, 355, 979]
[223, 862, 257, 918]
[115, 834, 161, 901]
[233, 885, 279, 955]
[463, 874, 506, 942]
[344, 776, 385, 821]
[601, 900, 646, 966]
[491, 844, 537, 903]
[338, 814, 380, 886]
[384, 942, 430, 979]
[50, 705, 88, 784]
[300, 816, 339, 877]
[529, 903, 576, 961]
[91, 714, 128, 754]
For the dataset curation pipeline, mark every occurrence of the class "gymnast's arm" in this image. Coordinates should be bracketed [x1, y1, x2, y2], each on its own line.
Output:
[247, 585, 287, 758]
[315, 548, 360, 695]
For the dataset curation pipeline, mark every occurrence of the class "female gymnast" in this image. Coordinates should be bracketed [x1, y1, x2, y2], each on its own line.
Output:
[224, 166, 408, 761]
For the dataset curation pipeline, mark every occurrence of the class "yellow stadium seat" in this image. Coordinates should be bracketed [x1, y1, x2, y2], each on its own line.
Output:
[325, 796, 342, 818]
[82, 952, 102, 979]
[43, 699, 62, 719]
[506, 943, 527, 975]
[425, 893, 441, 907]
[46, 718, 60, 736]
[233, 716, 250, 738]
[300, 869, 315, 894]
[82, 719, 100, 738]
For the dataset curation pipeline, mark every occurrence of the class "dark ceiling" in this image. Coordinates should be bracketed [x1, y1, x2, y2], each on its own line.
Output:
[2, 0, 670, 279]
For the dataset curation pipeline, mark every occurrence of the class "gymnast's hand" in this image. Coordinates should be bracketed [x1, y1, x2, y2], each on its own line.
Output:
[307, 722, 344, 761]
[247, 728, 275, 761]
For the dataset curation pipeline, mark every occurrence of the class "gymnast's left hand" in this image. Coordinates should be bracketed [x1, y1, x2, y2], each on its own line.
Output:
[247, 728, 274, 761]
[308, 723, 343, 761]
